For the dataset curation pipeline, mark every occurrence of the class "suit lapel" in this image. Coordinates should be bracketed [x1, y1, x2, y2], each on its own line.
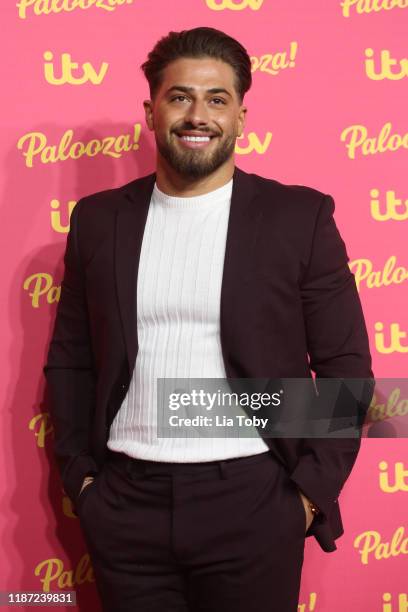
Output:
[219, 167, 263, 377]
[115, 172, 155, 372]
[115, 165, 263, 377]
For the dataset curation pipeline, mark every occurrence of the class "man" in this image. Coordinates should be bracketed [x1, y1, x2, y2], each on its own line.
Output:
[44, 27, 374, 612]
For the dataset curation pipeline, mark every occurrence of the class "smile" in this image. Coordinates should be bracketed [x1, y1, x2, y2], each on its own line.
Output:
[175, 133, 217, 149]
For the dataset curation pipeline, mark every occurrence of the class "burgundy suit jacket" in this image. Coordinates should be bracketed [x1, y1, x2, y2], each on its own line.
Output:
[43, 165, 374, 553]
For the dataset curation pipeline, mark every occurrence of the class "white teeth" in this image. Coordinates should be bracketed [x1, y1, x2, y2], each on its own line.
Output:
[180, 135, 211, 142]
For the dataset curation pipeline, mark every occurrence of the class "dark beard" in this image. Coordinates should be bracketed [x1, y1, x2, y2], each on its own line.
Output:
[155, 132, 236, 179]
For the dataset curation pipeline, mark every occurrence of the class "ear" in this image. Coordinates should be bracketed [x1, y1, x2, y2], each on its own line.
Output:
[143, 100, 154, 131]
[237, 105, 247, 138]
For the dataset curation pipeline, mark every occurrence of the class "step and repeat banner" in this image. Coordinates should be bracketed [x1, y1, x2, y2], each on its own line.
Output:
[1, 1, 407, 610]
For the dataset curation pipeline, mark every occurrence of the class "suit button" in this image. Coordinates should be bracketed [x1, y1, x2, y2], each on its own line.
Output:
[121, 383, 126, 390]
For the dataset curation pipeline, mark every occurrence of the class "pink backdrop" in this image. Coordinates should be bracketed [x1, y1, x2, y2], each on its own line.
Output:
[2, 1, 407, 610]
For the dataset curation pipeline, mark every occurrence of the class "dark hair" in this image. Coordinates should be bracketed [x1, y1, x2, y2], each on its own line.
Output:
[140, 27, 252, 103]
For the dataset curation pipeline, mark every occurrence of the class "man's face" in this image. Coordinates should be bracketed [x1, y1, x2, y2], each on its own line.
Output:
[143, 57, 247, 179]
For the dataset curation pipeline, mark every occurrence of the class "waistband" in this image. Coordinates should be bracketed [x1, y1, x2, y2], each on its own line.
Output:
[105, 448, 274, 480]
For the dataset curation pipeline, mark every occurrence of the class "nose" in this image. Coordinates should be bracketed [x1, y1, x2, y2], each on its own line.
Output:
[183, 98, 210, 126]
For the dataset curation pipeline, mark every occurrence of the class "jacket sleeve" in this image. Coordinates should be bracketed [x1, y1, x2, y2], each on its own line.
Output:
[289, 194, 375, 521]
[43, 198, 99, 512]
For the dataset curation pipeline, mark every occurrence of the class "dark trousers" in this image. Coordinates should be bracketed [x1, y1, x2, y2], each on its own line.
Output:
[76, 449, 306, 611]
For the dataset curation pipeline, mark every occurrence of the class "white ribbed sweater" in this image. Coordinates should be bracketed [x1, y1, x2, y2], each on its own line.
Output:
[107, 178, 269, 461]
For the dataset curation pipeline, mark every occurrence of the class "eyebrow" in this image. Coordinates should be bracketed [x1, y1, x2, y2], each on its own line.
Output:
[165, 85, 232, 98]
